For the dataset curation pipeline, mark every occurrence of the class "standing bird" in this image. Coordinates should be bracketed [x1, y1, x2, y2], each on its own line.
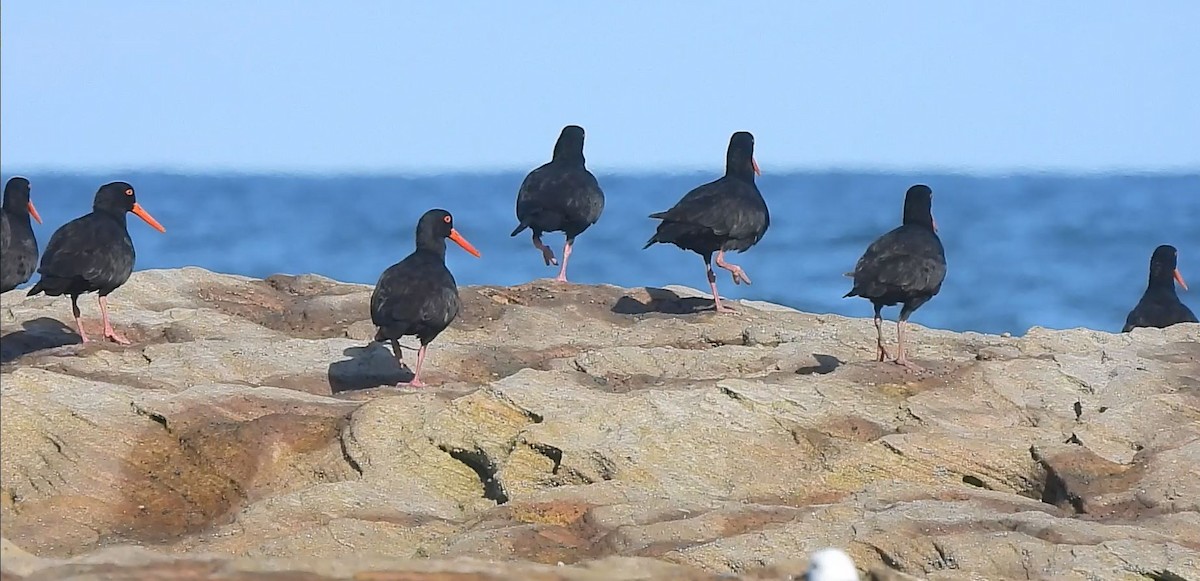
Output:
[371, 209, 481, 387]
[643, 131, 767, 312]
[26, 182, 166, 344]
[844, 184, 946, 372]
[1122, 245, 1196, 332]
[511, 125, 605, 283]
[1, 177, 44, 293]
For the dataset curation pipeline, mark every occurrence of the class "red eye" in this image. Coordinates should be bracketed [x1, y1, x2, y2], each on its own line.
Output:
[443, 215, 452, 223]
[125, 189, 134, 196]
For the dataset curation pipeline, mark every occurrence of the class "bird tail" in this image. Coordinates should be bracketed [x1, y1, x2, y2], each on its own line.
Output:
[842, 288, 859, 298]
[26, 280, 46, 297]
[509, 221, 529, 237]
[642, 211, 670, 249]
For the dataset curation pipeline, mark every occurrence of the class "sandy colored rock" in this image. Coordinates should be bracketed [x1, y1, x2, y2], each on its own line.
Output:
[2, 267, 1199, 580]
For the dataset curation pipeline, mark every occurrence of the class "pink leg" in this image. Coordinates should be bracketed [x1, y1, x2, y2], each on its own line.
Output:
[555, 241, 573, 282]
[894, 320, 923, 372]
[715, 250, 752, 285]
[403, 344, 429, 387]
[706, 260, 734, 313]
[533, 235, 558, 266]
[99, 296, 131, 345]
[71, 297, 90, 344]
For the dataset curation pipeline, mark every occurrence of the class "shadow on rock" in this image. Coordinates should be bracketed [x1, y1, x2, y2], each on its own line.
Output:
[1, 317, 80, 363]
[796, 353, 843, 375]
[327, 344, 413, 393]
[612, 287, 717, 316]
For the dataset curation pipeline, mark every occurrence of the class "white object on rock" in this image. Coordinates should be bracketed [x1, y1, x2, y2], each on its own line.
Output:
[804, 547, 859, 581]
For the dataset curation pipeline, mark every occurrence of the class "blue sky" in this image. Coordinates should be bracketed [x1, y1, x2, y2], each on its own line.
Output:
[2, 2, 1197, 174]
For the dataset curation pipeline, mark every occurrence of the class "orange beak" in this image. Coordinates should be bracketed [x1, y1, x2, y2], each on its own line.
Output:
[752, 157, 761, 176]
[1176, 268, 1189, 291]
[27, 201, 42, 224]
[131, 202, 166, 233]
[448, 228, 481, 257]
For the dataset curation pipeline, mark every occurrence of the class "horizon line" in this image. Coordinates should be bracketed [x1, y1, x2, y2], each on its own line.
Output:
[2, 163, 1198, 179]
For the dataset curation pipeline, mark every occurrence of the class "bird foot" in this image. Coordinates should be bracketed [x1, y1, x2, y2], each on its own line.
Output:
[539, 248, 558, 266]
[730, 267, 752, 285]
[876, 345, 891, 362]
[892, 357, 925, 373]
[555, 273, 569, 283]
[104, 327, 131, 345]
[399, 378, 428, 388]
[713, 302, 740, 314]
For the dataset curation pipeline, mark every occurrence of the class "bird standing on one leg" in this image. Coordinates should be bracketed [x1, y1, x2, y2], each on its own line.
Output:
[1122, 244, 1196, 332]
[371, 209, 480, 387]
[643, 131, 768, 313]
[844, 184, 945, 371]
[511, 125, 605, 283]
[1, 177, 44, 293]
[26, 181, 166, 344]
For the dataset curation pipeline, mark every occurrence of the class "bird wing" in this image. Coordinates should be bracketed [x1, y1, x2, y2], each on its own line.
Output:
[652, 178, 767, 240]
[517, 165, 605, 225]
[852, 228, 947, 294]
[0, 214, 11, 255]
[371, 257, 459, 330]
[38, 216, 132, 285]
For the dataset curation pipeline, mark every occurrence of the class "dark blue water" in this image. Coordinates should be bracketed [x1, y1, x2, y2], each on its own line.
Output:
[2, 171, 1196, 336]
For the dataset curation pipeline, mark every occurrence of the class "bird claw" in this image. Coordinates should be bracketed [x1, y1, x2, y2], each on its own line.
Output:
[541, 250, 558, 266]
[893, 358, 925, 373]
[730, 267, 752, 286]
[104, 328, 131, 345]
[400, 378, 428, 388]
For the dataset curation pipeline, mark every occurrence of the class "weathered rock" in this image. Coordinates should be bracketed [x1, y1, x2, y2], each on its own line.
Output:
[2, 267, 1198, 580]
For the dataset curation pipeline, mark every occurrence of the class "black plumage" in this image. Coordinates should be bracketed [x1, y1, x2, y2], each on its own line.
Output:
[371, 209, 481, 387]
[1122, 245, 1196, 332]
[26, 181, 166, 344]
[643, 131, 768, 312]
[1, 177, 43, 293]
[511, 125, 605, 282]
[844, 184, 946, 371]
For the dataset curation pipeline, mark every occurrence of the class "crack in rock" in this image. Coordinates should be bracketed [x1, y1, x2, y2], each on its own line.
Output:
[438, 445, 509, 504]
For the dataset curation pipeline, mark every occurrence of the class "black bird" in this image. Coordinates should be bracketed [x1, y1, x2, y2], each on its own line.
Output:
[511, 125, 605, 283]
[1122, 245, 1196, 332]
[643, 131, 767, 312]
[1, 177, 43, 293]
[844, 184, 946, 371]
[371, 209, 481, 387]
[26, 182, 166, 344]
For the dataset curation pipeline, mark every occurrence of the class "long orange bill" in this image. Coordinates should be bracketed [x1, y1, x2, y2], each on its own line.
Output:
[449, 228, 481, 257]
[27, 201, 43, 224]
[1176, 268, 1189, 291]
[752, 157, 761, 176]
[131, 202, 167, 233]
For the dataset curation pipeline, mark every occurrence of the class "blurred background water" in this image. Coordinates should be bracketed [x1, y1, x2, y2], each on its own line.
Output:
[2, 171, 1196, 336]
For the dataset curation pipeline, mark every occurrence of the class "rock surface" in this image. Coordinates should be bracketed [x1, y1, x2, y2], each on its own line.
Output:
[1, 267, 1198, 581]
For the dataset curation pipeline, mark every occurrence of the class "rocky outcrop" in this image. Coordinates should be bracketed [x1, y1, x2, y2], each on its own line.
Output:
[1, 267, 1197, 581]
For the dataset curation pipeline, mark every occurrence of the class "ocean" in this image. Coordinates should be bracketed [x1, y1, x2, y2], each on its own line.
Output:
[2, 170, 1196, 336]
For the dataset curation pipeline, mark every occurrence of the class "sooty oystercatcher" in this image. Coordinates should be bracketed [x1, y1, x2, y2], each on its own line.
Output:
[844, 184, 946, 372]
[26, 181, 166, 344]
[511, 125, 605, 283]
[371, 209, 481, 387]
[643, 131, 767, 312]
[1122, 244, 1196, 332]
[1, 177, 43, 293]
